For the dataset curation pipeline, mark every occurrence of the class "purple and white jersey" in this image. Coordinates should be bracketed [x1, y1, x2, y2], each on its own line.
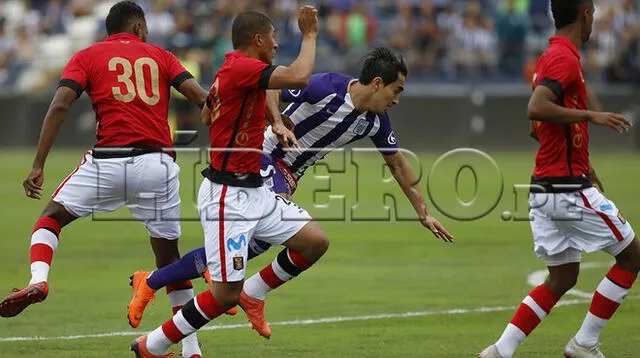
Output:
[263, 72, 399, 179]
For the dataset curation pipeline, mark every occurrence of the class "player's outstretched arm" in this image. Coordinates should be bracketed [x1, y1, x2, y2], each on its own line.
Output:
[177, 78, 208, 108]
[267, 6, 318, 90]
[383, 152, 455, 243]
[24, 86, 78, 199]
[528, 86, 631, 133]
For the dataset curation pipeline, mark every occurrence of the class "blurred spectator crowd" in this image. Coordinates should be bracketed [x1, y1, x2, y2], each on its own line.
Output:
[1, 0, 640, 94]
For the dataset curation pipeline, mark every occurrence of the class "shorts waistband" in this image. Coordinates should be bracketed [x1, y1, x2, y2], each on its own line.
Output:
[530, 175, 593, 193]
[91, 146, 175, 160]
[202, 167, 263, 188]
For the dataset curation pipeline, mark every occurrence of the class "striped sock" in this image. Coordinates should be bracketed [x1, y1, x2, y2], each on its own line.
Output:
[574, 265, 637, 346]
[166, 282, 201, 357]
[146, 290, 226, 355]
[29, 217, 61, 285]
[243, 248, 312, 300]
[494, 285, 559, 358]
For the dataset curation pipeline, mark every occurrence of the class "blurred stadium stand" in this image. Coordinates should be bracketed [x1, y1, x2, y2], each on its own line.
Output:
[1, 0, 640, 151]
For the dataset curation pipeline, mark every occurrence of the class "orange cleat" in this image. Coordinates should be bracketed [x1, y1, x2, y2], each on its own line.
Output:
[131, 335, 173, 357]
[0, 281, 48, 317]
[203, 269, 237, 316]
[239, 291, 271, 338]
[128, 271, 156, 328]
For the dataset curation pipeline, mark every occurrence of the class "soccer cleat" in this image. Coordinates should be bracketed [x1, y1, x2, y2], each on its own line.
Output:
[203, 269, 237, 316]
[564, 337, 606, 358]
[182, 355, 201, 358]
[128, 271, 156, 328]
[0, 281, 48, 317]
[131, 335, 173, 357]
[239, 290, 271, 338]
[478, 345, 504, 358]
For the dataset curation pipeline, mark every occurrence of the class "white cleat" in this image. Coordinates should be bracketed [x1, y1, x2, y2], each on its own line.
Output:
[478, 345, 504, 358]
[564, 337, 606, 358]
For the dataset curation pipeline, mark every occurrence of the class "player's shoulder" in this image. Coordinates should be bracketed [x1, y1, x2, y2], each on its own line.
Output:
[308, 72, 352, 97]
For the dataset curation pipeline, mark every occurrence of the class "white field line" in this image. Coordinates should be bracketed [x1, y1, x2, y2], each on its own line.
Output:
[1, 262, 634, 343]
[4, 297, 639, 343]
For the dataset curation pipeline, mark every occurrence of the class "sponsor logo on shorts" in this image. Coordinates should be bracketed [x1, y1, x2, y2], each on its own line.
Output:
[599, 203, 613, 212]
[233, 256, 244, 271]
[227, 234, 247, 252]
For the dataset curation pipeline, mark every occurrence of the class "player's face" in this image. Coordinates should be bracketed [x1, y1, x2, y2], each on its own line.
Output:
[258, 26, 278, 64]
[369, 73, 406, 114]
[581, 2, 595, 43]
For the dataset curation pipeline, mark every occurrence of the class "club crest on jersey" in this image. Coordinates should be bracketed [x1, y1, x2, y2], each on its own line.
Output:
[618, 211, 627, 225]
[233, 257, 244, 271]
[353, 119, 368, 135]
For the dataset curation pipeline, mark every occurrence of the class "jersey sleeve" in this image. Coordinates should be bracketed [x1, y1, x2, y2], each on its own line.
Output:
[280, 73, 333, 104]
[231, 56, 277, 90]
[59, 52, 89, 97]
[370, 113, 399, 155]
[537, 55, 580, 103]
[164, 50, 193, 89]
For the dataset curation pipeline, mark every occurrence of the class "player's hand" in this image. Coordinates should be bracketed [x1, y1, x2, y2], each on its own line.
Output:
[281, 114, 295, 131]
[589, 112, 632, 133]
[297, 5, 318, 36]
[272, 122, 299, 148]
[588, 166, 604, 193]
[421, 215, 455, 243]
[23, 167, 44, 200]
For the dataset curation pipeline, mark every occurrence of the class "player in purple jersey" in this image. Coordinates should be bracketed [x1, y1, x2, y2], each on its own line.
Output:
[127, 47, 455, 339]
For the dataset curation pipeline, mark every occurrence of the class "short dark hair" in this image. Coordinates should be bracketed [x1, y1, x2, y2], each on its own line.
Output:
[231, 12, 274, 49]
[105, 1, 145, 36]
[551, 0, 591, 29]
[359, 47, 408, 86]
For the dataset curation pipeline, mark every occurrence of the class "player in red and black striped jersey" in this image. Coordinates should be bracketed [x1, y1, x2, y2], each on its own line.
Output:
[0, 2, 208, 357]
[480, 1, 640, 357]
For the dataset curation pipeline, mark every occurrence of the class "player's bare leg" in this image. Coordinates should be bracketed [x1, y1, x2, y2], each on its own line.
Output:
[241, 221, 329, 338]
[136, 282, 242, 356]
[480, 262, 578, 358]
[146, 237, 201, 358]
[0, 201, 77, 317]
[567, 238, 640, 358]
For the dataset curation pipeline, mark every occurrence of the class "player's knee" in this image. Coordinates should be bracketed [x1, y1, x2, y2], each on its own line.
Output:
[210, 284, 242, 309]
[306, 228, 329, 258]
[546, 274, 577, 295]
[615, 238, 640, 274]
[40, 201, 75, 228]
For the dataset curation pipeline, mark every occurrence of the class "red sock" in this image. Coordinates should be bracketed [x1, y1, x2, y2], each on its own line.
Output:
[29, 217, 61, 284]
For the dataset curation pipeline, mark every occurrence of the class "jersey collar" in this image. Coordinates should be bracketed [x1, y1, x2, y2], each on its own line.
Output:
[549, 36, 581, 59]
[104, 33, 142, 43]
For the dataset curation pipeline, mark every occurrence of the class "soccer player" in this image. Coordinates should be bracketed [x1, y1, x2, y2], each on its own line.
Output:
[0, 2, 209, 357]
[479, 1, 639, 357]
[126, 47, 455, 339]
[131, 7, 324, 357]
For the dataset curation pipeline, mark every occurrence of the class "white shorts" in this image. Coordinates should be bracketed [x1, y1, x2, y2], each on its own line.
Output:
[52, 151, 181, 239]
[529, 187, 635, 266]
[198, 179, 312, 282]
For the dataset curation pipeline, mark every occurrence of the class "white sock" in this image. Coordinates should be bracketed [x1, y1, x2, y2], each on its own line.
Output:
[242, 273, 274, 300]
[146, 326, 173, 355]
[29, 262, 51, 285]
[494, 324, 526, 358]
[167, 288, 201, 357]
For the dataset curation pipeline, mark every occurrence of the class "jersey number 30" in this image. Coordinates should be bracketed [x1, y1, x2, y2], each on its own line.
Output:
[109, 57, 160, 105]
